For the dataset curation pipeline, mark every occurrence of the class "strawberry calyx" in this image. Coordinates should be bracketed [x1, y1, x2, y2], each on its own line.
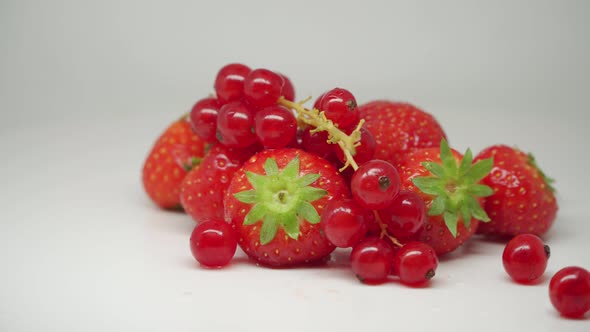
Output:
[412, 139, 494, 237]
[527, 153, 556, 192]
[233, 155, 327, 245]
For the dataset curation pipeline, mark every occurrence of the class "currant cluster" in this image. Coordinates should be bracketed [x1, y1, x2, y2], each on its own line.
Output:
[190, 63, 297, 149]
[322, 158, 437, 285]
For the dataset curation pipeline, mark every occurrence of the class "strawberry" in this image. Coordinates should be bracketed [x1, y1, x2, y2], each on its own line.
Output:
[395, 139, 494, 256]
[142, 117, 207, 209]
[474, 145, 558, 237]
[224, 148, 349, 267]
[359, 101, 447, 166]
[180, 144, 256, 223]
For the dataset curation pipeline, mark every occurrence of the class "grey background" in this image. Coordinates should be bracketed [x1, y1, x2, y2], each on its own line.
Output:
[1, 1, 589, 331]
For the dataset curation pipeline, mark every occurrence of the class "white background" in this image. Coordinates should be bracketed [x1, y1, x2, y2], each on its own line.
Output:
[1, 0, 589, 331]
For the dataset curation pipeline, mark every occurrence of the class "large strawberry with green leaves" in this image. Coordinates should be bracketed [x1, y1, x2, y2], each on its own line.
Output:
[360, 101, 447, 166]
[474, 145, 558, 237]
[224, 148, 349, 267]
[142, 117, 208, 209]
[396, 139, 494, 255]
[180, 144, 257, 223]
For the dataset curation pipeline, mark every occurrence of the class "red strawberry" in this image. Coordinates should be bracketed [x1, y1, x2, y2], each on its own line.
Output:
[180, 144, 256, 223]
[474, 145, 558, 237]
[142, 117, 207, 209]
[360, 101, 447, 166]
[395, 139, 494, 256]
[224, 148, 349, 267]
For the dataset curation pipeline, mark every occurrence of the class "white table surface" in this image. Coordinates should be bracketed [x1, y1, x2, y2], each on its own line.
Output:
[1, 1, 589, 331]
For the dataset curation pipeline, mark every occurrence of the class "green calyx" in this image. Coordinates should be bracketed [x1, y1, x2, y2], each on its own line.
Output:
[182, 156, 202, 172]
[233, 155, 327, 245]
[527, 153, 556, 192]
[412, 139, 494, 238]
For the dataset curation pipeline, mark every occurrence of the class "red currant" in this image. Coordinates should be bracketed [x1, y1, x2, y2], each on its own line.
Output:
[351, 160, 401, 210]
[312, 93, 326, 110]
[321, 198, 369, 248]
[189, 220, 238, 268]
[502, 234, 549, 283]
[319, 88, 359, 130]
[377, 190, 426, 240]
[216, 100, 257, 148]
[301, 128, 335, 160]
[189, 97, 221, 142]
[279, 73, 295, 102]
[549, 266, 590, 318]
[214, 63, 251, 104]
[393, 242, 438, 285]
[254, 105, 297, 149]
[243, 68, 284, 109]
[334, 127, 376, 166]
[350, 237, 394, 284]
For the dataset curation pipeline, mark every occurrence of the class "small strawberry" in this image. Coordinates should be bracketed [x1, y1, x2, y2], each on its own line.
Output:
[142, 117, 207, 209]
[180, 144, 255, 223]
[224, 148, 349, 267]
[474, 145, 558, 237]
[360, 101, 447, 166]
[395, 139, 494, 255]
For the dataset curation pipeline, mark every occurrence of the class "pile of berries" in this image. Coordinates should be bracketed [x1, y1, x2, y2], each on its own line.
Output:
[142, 63, 589, 318]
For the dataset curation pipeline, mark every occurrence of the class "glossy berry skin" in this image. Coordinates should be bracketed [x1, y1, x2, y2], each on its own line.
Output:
[216, 101, 257, 148]
[319, 88, 359, 130]
[190, 97, 221, 142]
[313, 93, 326, 110]
[360, 101, 446, 166]
[321, 198, 369, 248]
[549, 266, 590, 318]
[334, 127, 376, 166]
[279, 74, 295, 102]
[243, 69, 284, 109]
[254, 105, 297, 149]
[190, 220, 238, 268]
[377, 190, 426, 240]
[474, 145, 558, 237]
[350, 237, 394, 284]
[301, 128, 335, 160]
[142, 118, 208, 209]
[214, 63, 251, 104]
[393, 242, 438, 285]
[351, 160, 401, 210]
[181, 144, 257, 223]
[502, 234, 550, 283]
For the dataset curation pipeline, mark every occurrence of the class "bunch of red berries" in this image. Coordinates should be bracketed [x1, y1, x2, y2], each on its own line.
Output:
[142, 63, 589, 318]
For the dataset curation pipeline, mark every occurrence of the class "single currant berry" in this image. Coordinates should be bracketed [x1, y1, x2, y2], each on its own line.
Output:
[351, 160, 401, 210]
[243, 68, 284, 109]
[279, 73, 295, 102]
[216, 100, 258, 148]
[313, 93, 326, 110]
[393, 242, 438, 285]
[549, 266, 590, 318]
[190, 97, 222, 142]
[189, 220, 238, 268]
[334, 126, 376, 166]
[214, 63, 251, 104]
[319, 88, 360, 130]
[301, 128, 335, 160]
[377, 190, 426, 240]
[320, 198, 369, 248]
[254, 105, 297, 149]
[351, 237, 395, 284]
[502, 234, 550, 283]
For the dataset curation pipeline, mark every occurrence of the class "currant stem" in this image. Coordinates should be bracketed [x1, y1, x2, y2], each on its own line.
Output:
[373, 210, 402, 247]
[277, 96, 362, 172]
